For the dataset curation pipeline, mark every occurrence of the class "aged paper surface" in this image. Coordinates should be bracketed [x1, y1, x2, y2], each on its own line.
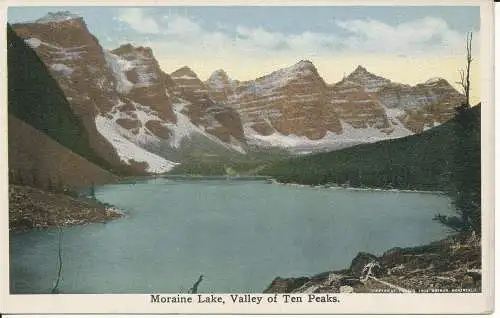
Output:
[0, 0, 494, 314]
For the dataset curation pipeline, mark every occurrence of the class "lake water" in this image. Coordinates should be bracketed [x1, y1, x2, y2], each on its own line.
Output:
[10, 179, 454, 294]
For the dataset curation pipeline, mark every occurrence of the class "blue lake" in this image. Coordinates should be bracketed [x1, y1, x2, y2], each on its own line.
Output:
[10, 179, 453, 293]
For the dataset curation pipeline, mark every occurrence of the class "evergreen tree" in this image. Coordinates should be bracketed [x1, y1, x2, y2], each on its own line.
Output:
[435, 32, 481, 234]
[435, 104, 481, 233]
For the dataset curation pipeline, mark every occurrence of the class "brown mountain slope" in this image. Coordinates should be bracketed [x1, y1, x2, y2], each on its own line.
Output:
[11, 19, 128, 169]
[8, 115, 117, 191]
[170, 66, 245, 143]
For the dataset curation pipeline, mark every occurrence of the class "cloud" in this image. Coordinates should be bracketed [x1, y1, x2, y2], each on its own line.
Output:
[286, 32, 339, 52]
[163, 15, 201, 36]
[114, 13, 476, 67]
[116, 8, 160, 34]
[104, 13, 478, 102]
[236, 26, 287, 49]
[335, 17, 469, 56]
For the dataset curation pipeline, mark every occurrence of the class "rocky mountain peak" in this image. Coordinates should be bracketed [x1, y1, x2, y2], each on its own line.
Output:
[11, 12, 469, 170]
[353, 65, 368, 73]
[171, 66, 199, 80]
[35, 11, 85, 25]
[343, 65, 392, 93]
[209, 69, 229, 80]
[348, 65, 377, 78]
[253, 59, 321, 87]
[286, 59, 318, 76]
[423, 77, 448, 86]
[206, 69, 237, 91]
[111, 43, 154, 59]
[111, 43, 134, 54]
[295, 59, 315, 69]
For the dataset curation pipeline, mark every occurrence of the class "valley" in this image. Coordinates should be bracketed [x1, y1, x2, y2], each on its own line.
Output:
[7, 10, 482, 295]
[9, 11, 466, 180]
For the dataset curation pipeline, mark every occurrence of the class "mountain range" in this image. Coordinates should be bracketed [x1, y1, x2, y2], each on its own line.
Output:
[9, 11, 465, 177]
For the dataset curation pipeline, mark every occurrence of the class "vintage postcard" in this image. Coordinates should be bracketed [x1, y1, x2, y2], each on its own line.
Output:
[0, 0, 494, 314]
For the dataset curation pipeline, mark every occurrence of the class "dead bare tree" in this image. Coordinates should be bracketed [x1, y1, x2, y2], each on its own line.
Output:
[189, 275, 204, 294]
[51, 226, 63, 294]
[456, 32, 473, 107]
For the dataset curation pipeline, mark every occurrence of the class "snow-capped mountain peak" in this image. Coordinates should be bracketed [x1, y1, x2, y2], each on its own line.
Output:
[35, 11, 83, 23]
[344, 65, 392, 93]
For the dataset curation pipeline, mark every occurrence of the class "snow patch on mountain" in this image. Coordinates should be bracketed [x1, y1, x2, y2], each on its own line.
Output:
[108, 101, 162, 145]
[384, 107, 406, 120]
[251, 60, 315, 92]
[244, 125, 313, 148]
[35, 11, 82, 23]
[229, 60, 317, 102]
[104, 51, 134, 94]
[21, 37, 87, 61]
[165, 100, 246, 154]
[24, 38, 41, 48]
[172, 74, 198, 80]
[339, 121, 411, 141]
[51, 63, 73, 77]
[134, 64, 157, 88]
[95, 113, 178, 173]
[243, 116, 413, 154]
[106, 49, 158, 90]
[98, 98, 246, 158]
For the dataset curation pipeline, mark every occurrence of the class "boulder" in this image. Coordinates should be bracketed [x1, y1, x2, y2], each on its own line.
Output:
[263, 276, 309, 293]
[350, 252, 379, 277]
[339, 285, 354, 293]
[340, 276, 362, 287]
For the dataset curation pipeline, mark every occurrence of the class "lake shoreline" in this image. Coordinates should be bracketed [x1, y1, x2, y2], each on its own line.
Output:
[264, 232, 482, 293]
[268, 178, 446, 195]
[9, 184, 124, 233]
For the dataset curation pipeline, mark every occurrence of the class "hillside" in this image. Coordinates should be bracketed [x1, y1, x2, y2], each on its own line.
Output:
[7, 24, 135, 176]
[8, 23, 123, 231]
[260, 105, 480, 192]
[8, 115, 118, 190]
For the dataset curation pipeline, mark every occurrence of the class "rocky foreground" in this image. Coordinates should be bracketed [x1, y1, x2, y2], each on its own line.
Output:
[264, 233, 481, 293]
[9, 184, 123, 232]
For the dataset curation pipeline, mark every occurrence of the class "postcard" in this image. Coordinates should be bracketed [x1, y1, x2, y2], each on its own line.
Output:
[0, 0, 494, 314]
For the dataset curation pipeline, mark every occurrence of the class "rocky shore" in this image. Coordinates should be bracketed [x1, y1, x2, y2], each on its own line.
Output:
[264, 232, 481, 293]
[9, 184, 123, 232]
